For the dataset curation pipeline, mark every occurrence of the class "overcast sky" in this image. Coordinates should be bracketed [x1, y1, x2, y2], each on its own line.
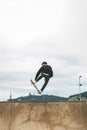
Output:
[0, 0, 87, 101]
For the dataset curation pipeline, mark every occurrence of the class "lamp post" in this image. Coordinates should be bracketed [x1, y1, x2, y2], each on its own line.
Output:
[79, 76, 82, 101]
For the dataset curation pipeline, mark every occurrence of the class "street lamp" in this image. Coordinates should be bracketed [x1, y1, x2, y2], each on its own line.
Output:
[79, 76, 82, 101]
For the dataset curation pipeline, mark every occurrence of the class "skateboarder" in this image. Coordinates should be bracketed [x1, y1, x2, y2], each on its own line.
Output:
[34, 61, 53, 93]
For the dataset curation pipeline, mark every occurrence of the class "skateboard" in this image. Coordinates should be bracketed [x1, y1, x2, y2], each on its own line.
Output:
[30, 79, 41, 94]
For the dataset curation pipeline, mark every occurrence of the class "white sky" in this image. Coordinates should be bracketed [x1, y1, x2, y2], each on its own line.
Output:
[0, 0, 87, 101]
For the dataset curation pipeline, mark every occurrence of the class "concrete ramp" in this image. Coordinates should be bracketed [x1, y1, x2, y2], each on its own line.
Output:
[0, 102, 87, 130]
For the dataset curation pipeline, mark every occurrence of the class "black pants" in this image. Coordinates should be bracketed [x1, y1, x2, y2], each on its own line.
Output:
[36, 73, 50, 92]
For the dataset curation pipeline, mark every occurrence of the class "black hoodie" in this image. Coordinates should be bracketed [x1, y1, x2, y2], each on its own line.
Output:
[35, 65, 53, 80]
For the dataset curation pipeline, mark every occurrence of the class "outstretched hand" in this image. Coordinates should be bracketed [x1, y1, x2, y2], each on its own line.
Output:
[33, 80, 36, 84]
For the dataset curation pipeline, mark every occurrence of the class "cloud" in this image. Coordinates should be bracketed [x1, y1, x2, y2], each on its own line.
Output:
[0, 0, 87, 100]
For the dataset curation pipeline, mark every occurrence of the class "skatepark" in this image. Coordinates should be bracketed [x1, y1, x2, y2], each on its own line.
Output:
[0, 102, 87, 130]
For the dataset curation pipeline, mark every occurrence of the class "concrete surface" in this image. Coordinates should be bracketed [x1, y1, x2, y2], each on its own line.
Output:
[0, 102, 87, 130]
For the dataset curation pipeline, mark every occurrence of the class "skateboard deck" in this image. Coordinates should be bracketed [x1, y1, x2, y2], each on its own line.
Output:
[30, 79, 41, 94]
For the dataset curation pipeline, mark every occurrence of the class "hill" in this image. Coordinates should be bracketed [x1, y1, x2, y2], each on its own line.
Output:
[68, 91, 87, 101]
[8, 91, 87, 102]
[8, 94, 67, 102]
